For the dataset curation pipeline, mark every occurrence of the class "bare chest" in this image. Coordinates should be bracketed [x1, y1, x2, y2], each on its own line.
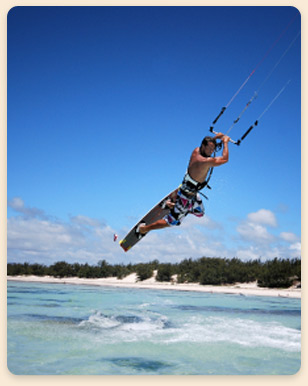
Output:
[188, 158, 211, 183]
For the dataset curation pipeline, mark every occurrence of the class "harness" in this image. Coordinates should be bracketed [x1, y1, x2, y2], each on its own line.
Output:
[180, 142, 219, 200]
[181, 170, 213, 200]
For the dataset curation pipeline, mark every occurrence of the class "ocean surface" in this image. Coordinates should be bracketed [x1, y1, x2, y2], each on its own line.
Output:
[7, 280, 301, 375]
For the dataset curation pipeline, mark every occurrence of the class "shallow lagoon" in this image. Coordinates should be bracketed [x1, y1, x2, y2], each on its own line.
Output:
[7, 281, 301, 375]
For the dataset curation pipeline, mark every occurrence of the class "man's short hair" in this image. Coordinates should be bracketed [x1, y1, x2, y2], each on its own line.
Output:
[201, 136, 217, 148]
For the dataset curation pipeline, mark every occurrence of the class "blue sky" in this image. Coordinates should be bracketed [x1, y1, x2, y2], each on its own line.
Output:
[7, 6, 301, 265]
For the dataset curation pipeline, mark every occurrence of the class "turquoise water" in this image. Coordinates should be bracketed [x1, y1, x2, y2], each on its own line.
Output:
[7, 280, 301, 375]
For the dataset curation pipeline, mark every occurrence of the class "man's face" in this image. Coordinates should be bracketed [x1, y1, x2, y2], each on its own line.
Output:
[202, 142, 215, 157]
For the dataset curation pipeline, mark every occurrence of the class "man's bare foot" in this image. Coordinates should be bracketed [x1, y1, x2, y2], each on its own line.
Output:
[138, 224, 148, 235]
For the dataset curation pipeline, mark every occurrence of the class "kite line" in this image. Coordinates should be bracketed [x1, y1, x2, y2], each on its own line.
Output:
[209, 15, 299, 145]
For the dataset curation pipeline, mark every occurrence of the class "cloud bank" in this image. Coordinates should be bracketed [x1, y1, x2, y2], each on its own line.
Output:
[7, 198, 301, 265]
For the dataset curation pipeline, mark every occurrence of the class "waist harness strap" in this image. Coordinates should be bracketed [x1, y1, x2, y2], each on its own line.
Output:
[181, 173, 208, 193]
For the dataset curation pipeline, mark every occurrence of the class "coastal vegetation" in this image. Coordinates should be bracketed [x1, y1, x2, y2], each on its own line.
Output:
[7, 257, 300, 289]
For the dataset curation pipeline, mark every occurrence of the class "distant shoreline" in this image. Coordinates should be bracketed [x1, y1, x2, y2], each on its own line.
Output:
[7, 274, 301, 299]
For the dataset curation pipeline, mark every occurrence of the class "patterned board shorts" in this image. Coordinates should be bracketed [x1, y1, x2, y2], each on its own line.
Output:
[163, 189, 204, 226]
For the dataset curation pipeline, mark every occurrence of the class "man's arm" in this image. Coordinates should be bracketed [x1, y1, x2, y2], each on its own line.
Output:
[209, 135, 230, 167]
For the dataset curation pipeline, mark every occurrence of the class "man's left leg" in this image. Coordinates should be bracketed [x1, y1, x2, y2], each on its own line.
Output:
[139, 219, 170, 235]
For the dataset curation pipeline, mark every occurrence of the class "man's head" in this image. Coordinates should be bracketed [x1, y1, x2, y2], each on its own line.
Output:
[200, 136, 217, 157]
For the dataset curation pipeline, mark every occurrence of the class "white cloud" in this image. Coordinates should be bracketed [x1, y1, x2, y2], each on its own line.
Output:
[180, 214, 223, 230]
[8, 197, 46, 218]
[236, 209, 278, 244]
[236, 222, 275, 244]
[7, 198, 301, 265]
[280, 232, 299, 242]
[289, 242, 301, 254]
[247, 209, 277, 227]
[8, 197, 24, 211]
[235, 243, 301, 262]
[233, 208, 301, 259]
[7, 214, 121, 265]
[235, 247, 261, 261]
[70, 215, 102, 228]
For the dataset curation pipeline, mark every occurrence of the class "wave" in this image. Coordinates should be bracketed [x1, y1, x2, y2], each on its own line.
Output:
[79, 309, 170, 328]
[77, 311, 300, 352]
[165, 316, 301, 352]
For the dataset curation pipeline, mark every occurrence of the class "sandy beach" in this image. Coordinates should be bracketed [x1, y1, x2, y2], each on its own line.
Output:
[7, 273, 301, 299]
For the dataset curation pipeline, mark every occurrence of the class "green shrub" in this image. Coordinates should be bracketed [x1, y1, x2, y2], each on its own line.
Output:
[136, 264, 153, 281]
[156, 264, 173, 282]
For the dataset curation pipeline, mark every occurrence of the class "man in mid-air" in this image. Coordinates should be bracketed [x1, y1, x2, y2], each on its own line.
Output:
[136, 132, 230, 237]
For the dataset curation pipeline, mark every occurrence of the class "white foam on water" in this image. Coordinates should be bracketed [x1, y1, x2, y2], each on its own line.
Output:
[164, 316, 301, 352]
[77, 309, 300, 352]
[79, 311, 121, 330]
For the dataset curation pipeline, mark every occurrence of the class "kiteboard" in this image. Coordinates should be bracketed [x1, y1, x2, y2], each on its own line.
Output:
[119, 188, 179, 252]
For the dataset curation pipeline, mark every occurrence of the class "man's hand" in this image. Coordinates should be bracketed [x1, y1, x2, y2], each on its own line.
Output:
[165, 200, 175, 209]
[214, 132, 230, 143]
[222, 135, 230, 143]
[214, 132, 225, 140]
